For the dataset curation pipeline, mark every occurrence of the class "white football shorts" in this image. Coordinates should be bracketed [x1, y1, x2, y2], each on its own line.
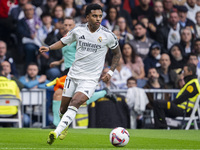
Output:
[62, 76, 98, 98]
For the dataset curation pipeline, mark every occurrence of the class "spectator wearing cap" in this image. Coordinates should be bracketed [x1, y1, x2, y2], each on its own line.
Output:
[129, 22, 154, 60]
[184, 0, 200, 23]
[143, 41, 161, 76]
[177, 5, 196, 34]
[157, 11, 181, 53]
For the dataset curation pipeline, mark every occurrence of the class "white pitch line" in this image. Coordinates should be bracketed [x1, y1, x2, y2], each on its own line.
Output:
[0, 148, 197, 150]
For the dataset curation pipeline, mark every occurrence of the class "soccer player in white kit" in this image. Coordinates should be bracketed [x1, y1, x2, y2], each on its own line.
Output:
[39, 3, 121, 145]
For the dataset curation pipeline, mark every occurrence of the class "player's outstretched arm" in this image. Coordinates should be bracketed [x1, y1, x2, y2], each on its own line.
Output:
[39, 40, 66, 53]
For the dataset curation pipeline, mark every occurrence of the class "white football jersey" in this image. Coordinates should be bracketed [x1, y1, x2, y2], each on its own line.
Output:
[61, 23, 119, 81]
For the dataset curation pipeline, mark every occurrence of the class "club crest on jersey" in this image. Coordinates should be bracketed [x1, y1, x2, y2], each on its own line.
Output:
[97, 37, 102, 42]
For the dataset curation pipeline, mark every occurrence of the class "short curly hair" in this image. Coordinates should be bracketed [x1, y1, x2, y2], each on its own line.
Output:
[85, 3, 102, 16]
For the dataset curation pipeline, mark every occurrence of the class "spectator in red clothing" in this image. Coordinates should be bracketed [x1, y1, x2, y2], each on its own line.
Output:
[0, 0, 18, 44]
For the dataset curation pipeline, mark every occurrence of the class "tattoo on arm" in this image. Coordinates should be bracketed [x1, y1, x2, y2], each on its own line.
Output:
[110, 45, 121, 71]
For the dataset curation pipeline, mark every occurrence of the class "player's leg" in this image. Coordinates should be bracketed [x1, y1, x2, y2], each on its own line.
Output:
[54, 79, 97, 140]
[52, 88, 62, 126]
[54, 92, 88, 140]
[58, 96, 72, 140]
[47, 77, 75, 145]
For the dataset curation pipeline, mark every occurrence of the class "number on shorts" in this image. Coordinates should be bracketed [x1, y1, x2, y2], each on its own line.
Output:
[65, 79, 71, 88]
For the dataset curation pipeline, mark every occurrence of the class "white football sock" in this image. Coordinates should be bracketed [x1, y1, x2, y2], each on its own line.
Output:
[54, 106, 78, 137]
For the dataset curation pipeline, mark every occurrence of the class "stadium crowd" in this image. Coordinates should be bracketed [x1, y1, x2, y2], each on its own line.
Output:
[1, 0, 200, 129]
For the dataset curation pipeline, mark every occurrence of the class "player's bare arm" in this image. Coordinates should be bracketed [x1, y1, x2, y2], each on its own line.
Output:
[101, 45, 121, 82]
[50, 58, 64, 68]
[39, 41, 66, 53]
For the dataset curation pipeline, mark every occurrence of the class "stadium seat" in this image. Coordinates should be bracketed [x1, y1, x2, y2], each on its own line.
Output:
[176, 95, 200, 130]
[72, 105, 88, 129]
[0, 95, 22, 128]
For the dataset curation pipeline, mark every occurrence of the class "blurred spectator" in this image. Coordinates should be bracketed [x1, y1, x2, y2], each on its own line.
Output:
[37, 12, 54, 46]
[19, 62, 52, 89]
[1, 61, 24, 90]
[149, 1, 166, 27]
[149, 1, 167, 40]
[61, 0, 76, 17]
[156, 53, 178, 89]
[179, 27, 193, 57]
[109, 0, 133, 30]
[163, 0, 175, 19]
[193, 38, 200, 60]
[0, 0, 18, 44]
[173, 0, 186, 6]
[177, 5, 196, 34]
[0, 40, 18, 77]
[32, 0, 44, 7]
[122, 43, 146, 87]
[169, 43, 186, 74]
[197, 0, 200, 6]
[177, 73, 185, 89]
[187, 53, 200, 82]
[131, 0, 153, 26]
[101, 6, 118, 31]
[122, 0, 135, 14]
[74, 4, 87, 25]
[126, 77, 148, 129]
[157, 11, 181, 53]
[16, 3, 42, 68]
[36, 0, 58, 17]
[0, 64, 22, 127]
[19, 62, 53, 126]
[144, 41, 161, 76]
[184, 0, 200, 23]
[195, 11, 200, 38]
[52, 5, 65, 25]
[117, 16, 133, 48]
[127, 76, 137, 88]
[9, 0, 29, 22]
[140, 16, 153, 38]
[130, 22, 154, 60]
[111, 57, 133, 89]
[74, 0, 86, 10]
[143, 67, 166, 109]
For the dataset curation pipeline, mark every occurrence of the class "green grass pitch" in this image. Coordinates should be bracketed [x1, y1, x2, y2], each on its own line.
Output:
[0, 128, 200, 150]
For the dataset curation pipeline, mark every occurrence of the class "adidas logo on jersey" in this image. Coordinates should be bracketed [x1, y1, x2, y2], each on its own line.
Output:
[79, 35, 85, 39]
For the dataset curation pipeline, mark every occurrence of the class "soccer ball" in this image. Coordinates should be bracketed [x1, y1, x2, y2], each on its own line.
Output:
[109, 127, 130, 147]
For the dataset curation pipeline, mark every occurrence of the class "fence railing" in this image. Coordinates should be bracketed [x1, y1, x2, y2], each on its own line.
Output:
[21, 89, 46, 128]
